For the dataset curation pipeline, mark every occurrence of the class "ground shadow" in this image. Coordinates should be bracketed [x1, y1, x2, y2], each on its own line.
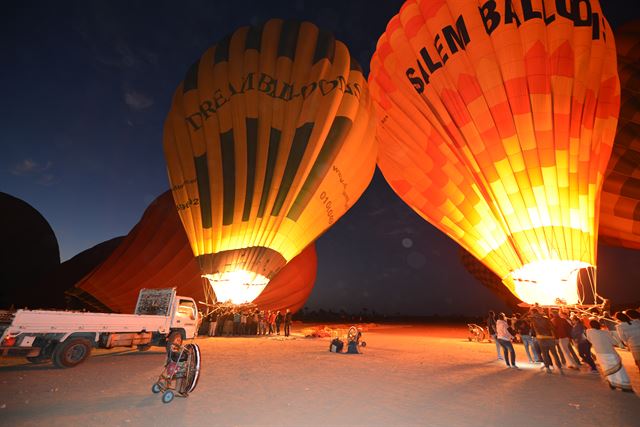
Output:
[0, 362, 55, 372]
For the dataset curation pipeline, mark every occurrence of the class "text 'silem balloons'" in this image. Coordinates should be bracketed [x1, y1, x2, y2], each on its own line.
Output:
[72, 191, 317, 314]
[599, 21, 640, 250]
[369, 0, 620, 305]
[164, 20, 376, 304]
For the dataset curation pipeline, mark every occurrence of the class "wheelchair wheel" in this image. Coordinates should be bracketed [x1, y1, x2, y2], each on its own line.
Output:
[162, 390, 174, 403]
[179, 343, 201, 395]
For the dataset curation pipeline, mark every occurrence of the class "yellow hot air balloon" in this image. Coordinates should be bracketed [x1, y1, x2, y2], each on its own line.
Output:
[370, 0, 619, 305]
[164, 19, 376, 304]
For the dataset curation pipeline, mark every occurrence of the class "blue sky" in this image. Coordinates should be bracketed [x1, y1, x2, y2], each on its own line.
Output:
[2, 0, 401, 261]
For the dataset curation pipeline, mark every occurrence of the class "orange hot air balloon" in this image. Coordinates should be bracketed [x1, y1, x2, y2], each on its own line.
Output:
[72, 191, 207, 313]
[253, 244, 317, 313]
[370, 0, 619, 305]
[599, 21, 640, 250]
[163, 19, 376, 304]
[72, 191, 317, 314]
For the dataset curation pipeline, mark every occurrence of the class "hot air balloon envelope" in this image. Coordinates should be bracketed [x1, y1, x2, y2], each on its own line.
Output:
[370, 0, 619, 305]
[164, 19, 377, 303]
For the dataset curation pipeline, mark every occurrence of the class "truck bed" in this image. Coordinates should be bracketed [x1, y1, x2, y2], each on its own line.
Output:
[6, 309, 170, 335]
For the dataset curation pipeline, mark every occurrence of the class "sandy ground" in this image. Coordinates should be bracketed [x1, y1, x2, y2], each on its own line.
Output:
[0, 323, 638, 427]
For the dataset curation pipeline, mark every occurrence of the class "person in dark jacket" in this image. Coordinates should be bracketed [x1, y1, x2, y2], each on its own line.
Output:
[551, 312, 580, 369]
[528, 308, 564, 374]
[284, 309, 292, 337]
[487, 311, 502, 361]
[571, 315, 597, 372]
[275, 310, 283, 335]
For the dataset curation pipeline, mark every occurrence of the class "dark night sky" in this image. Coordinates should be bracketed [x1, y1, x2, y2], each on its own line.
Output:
[2, 1, 639, 315]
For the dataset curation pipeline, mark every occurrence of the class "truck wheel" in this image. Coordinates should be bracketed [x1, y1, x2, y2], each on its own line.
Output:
[137, 344, 152, 352]
[52, 338, 92, 368]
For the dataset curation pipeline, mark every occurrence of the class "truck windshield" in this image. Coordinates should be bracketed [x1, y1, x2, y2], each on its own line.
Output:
[178, 300, 196, 319]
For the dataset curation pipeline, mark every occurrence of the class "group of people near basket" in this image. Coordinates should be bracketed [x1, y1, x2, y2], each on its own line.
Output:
[207, 308, 293, 337]
[487, 307, 640, 393]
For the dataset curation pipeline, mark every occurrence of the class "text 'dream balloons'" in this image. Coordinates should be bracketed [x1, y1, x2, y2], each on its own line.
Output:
[599, 21, 640, 250]
[164, 20, 376, 304]
[370, 0, 619, 305]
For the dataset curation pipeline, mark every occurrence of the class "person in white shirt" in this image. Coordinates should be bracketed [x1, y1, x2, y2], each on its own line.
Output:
[615, 310, 640, 374]
[586, 320, 633, 392]
[496, 313, 518, 368]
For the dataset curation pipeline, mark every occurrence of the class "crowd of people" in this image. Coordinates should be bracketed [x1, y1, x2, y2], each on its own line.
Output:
[205, 306, 293, 337]
[486, 306, 640, 393]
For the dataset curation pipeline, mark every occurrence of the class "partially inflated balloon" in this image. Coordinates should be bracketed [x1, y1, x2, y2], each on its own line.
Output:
[253, 244, 317, 313]
[164, 20, 376, 304]
[599, 21, 640, 250]
[72, 191, 207, 313]
[73, 191, 318, 313]
[370, 0, 619, 305]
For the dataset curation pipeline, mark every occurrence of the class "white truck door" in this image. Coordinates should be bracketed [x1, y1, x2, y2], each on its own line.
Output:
[174, 298, 198, 338]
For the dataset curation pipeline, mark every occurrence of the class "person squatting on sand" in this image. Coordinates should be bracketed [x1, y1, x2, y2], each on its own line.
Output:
[586, 320, 633, 392]
[615, 310, 640, 373]
[496, 313, 518, 368]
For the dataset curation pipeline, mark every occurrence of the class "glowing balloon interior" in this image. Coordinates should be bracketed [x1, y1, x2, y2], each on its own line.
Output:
[163, 19, 377, 304]
[511, 260, 591, 305]
[370, 0, 620, 305]
[203, 271, 269, 305]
